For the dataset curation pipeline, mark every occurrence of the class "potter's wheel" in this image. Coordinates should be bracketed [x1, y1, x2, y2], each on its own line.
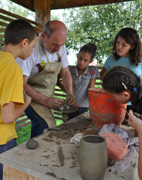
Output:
[58, 104, 78, 113]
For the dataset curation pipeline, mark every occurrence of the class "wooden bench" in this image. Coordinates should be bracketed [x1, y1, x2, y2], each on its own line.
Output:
[15, 113, 30, 130]
[0, 8, 103, 129]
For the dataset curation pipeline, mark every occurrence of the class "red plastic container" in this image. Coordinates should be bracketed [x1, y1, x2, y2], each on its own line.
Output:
[88, 88, 127, 129]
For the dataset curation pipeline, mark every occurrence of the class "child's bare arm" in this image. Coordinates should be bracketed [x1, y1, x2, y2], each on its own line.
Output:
[128, 110, 142, 180]
[100, 67, 107, 81]
[1, 93, 31, 124]
[88, 78, 96, 88]
[128, 110, 142, 134]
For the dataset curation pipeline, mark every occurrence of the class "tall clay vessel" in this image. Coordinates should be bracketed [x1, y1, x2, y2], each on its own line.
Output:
[79, 135, 107, 180]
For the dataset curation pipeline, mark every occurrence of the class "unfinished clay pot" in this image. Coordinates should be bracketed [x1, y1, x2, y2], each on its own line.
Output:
[79, 135, 107, 180]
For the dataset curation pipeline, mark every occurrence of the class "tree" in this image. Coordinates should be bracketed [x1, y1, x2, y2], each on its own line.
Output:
[62, 0, 142, 64]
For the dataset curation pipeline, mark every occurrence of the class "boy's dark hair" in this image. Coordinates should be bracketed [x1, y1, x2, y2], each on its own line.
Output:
[4, 19, 38, 45]
[102, 65, 140, 112]
[112, 28, 141, 66]
[79, 43, 97, 60]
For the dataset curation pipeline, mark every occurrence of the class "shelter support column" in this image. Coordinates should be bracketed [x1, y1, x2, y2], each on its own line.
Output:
[34, 0, 50, 26]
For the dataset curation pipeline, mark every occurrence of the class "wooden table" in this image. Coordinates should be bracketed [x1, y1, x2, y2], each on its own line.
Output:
[0, 112, 139, 180]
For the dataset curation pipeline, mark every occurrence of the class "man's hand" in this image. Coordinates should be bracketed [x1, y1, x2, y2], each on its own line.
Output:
[128, 110, 142, 134]
[47, 97, 65, 110]
[65, 93, 77, 107]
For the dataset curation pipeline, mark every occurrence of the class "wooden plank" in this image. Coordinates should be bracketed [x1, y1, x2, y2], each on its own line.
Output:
[0, 34, 4, 38]
[10, 0, 35, 12]
[95, 82, 102, 85]
[16, 118, 29, 125]
[54, 112, 62, 116]
[54, 116, 63, 120]
[11, 0, 133, 11]
[54, 93, 66, 97]
[54, 88, 65, 92]
[0, 8, 42, 28]
[54, 109, 62, 113]
[15, 121, 31, 130]
[51, 0, 133, 9]
[0, 40, 4, 44]
[0, 14, 15, 23]
[0, 9, 42, 33]
[0, 21, 8, 27]
[0, 28, 5, 32]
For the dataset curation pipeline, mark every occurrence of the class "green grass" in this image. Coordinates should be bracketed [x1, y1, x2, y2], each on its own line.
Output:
[16, 118, 63, 145]
[16, 124, 31, 145]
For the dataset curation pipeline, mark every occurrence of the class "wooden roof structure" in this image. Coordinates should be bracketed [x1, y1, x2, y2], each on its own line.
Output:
[10, 0, 133, 25]
[11, 0, 132, 11]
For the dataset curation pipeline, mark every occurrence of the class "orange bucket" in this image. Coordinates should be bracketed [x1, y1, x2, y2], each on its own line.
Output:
[88, 88, 127, 129]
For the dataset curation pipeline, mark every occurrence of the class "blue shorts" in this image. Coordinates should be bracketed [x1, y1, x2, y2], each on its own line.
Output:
[25, 105, 48, 138]
[0, 139, 17, 180]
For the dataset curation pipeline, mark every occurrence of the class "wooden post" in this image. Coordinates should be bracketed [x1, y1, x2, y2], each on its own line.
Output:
[34, 0, 50, 26]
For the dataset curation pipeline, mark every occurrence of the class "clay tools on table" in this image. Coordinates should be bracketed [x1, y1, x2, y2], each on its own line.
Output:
[58, 146, 64, 166]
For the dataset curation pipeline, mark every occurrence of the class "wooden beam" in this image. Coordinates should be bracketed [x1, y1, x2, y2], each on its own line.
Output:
[34, 0, 50, 26]
[50, 0, 133, 9]
[44, 0, 50, 24]
[11, 0, 133, 11]
[11, 0, 34, 11]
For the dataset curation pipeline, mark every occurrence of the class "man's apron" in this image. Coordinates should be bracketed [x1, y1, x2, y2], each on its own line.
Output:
[28, 41, 61, 128]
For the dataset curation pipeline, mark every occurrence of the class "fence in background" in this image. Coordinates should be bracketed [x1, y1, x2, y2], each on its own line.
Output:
[0, 8, 42, 50]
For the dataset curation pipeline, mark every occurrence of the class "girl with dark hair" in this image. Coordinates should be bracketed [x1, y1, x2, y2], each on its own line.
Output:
[68, 43, 100, 119]
[100, 27, 142, 80]
[102, 65, 142, 180]
[102, 66, 141, 112]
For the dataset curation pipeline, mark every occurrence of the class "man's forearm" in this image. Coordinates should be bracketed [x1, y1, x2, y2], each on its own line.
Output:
[62, 70, 73, 94]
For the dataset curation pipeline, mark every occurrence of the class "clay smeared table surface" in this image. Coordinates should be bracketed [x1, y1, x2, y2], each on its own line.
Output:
[0, 112, 139, 180]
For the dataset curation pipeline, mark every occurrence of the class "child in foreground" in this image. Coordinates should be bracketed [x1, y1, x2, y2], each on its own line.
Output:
[102, 65, 142, 180]
[68, 43, 100, 119]
[0, 19, 38, 180]
[128, 111, 142, 180]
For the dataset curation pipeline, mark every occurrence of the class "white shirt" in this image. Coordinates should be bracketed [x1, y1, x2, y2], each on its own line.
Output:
[16, 34, 69, 78]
